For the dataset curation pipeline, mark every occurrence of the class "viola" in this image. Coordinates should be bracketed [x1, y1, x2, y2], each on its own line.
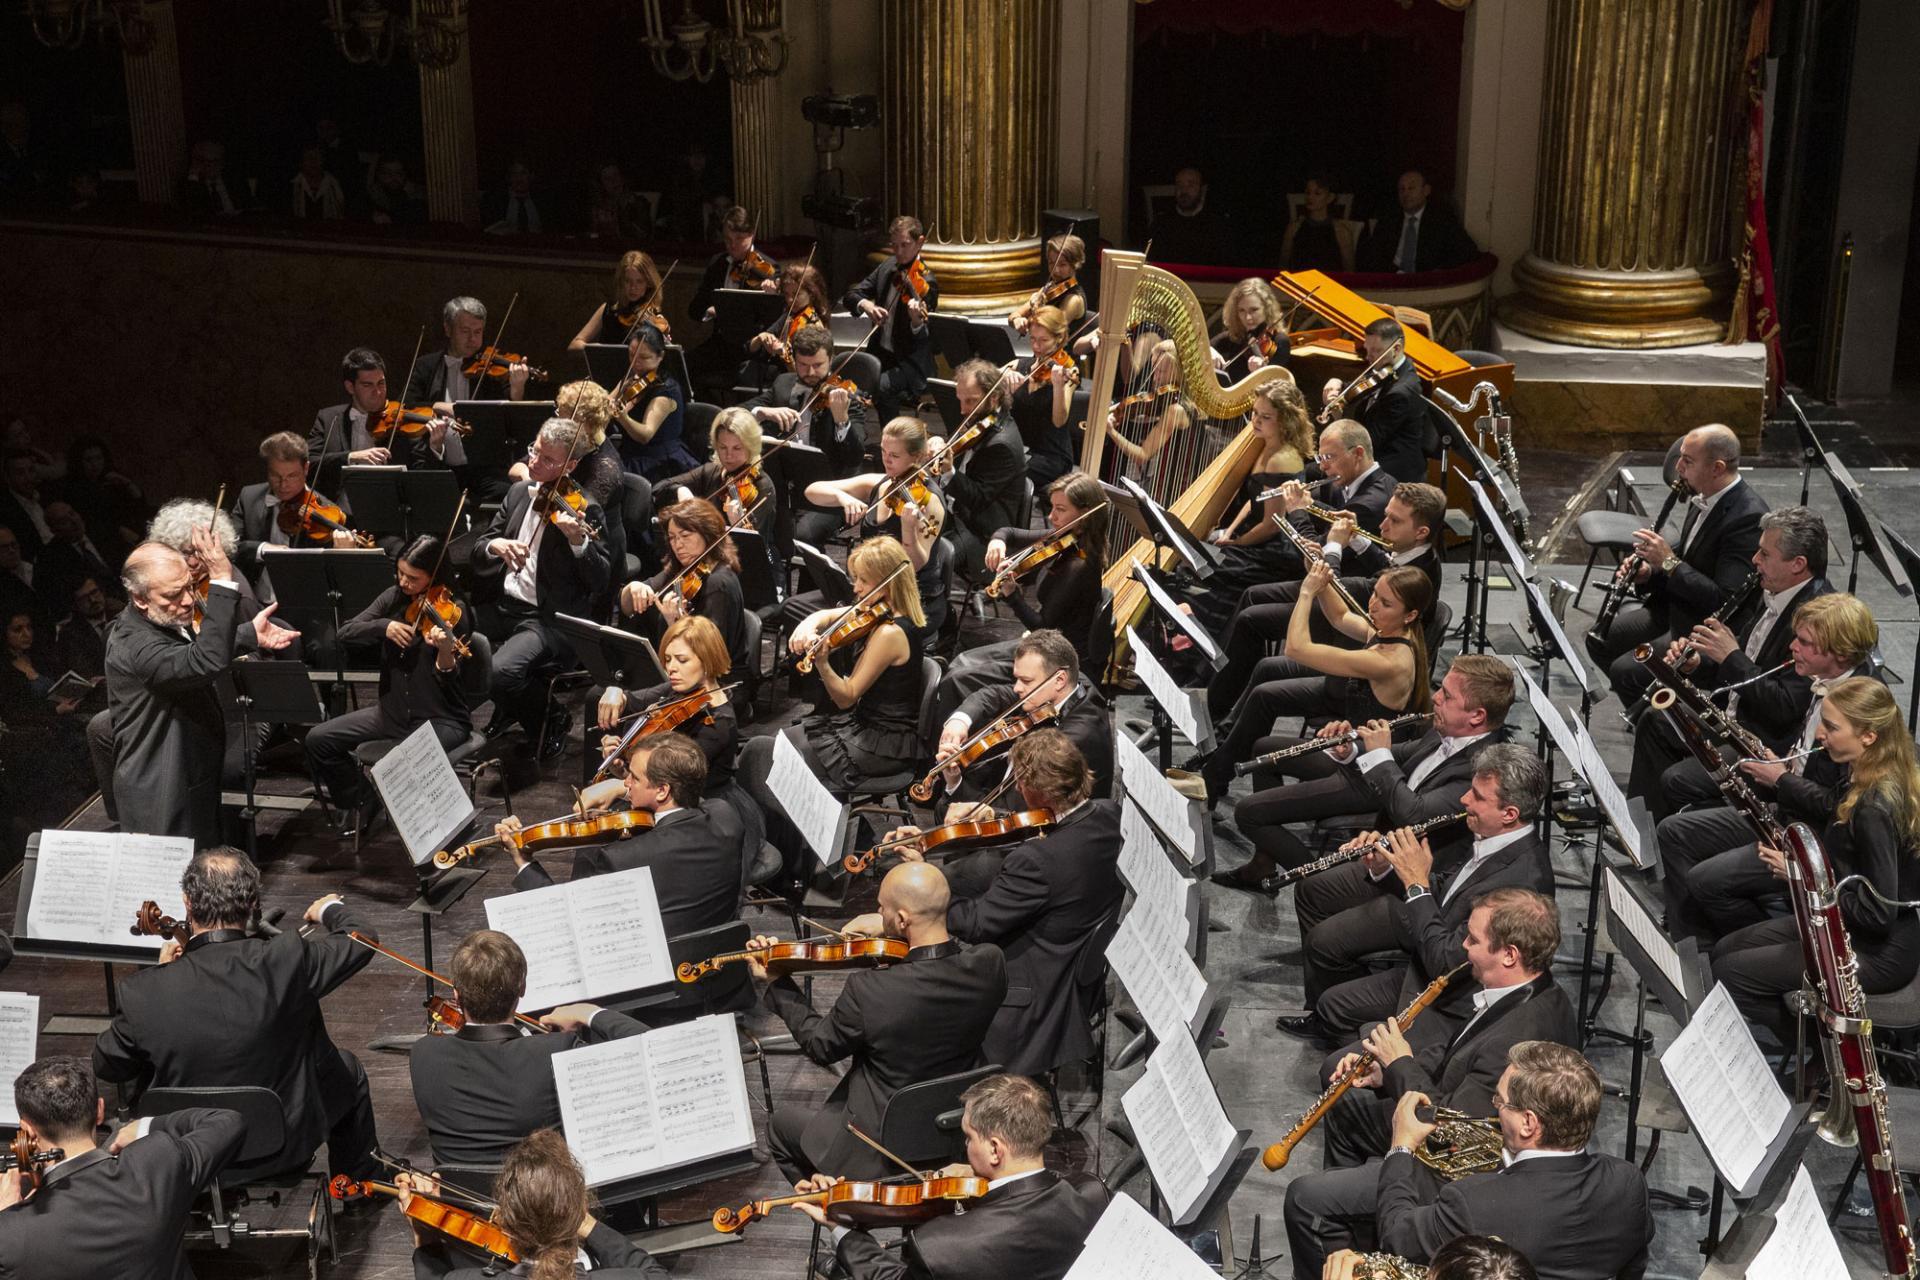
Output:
[1025, 348, 1082, 391]
[909, 702, 1060, 802]
[677, 935, 910, 983]
[731, 248, 778, 288]
[3, 1131, 61, 1194]
[373, 401, 472, 443]
[843, 809, 1058, 876]
[329, 1176, 519, 1264]
[403, 585, 473, 659]
[591, 684, 730, 783]
[796, 601, 893, 675]
[130, 900, 188, 941]
[462, 351, 550, 382]
[712, 1173, 988, 1235]
[276, 489, 375, 548]
[530, 476, 602, 542]
[432, 807, 654, 870]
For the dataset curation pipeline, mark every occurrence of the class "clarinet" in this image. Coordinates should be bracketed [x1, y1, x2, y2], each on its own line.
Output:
[1586, 551, 1643, 645]
[1233, 713, 1429, 778]
[1268, 811, 1468, 890]
[1783, 822, 1920, 1278]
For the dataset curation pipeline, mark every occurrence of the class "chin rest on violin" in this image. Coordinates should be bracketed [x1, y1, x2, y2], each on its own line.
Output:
[712, 1173, 989, 1235]
[675, 935, 909, 983]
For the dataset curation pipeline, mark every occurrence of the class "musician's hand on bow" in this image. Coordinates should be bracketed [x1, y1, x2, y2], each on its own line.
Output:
[304, 893, 344, 926]
[1209, 347, 1227, 372]
[842, 913, 884, 939]
[858, 299, 887, 324]
[1739, 748, 1789, 788]
[1364, 1016, 1413, 1070]
[1690, 618, 1737, 664]
[541, 1003, 602, 1033]
[1248, 353, 1267, 372]
[349, 446, 391, 465]
[621, 581, 657, 615]
[1280, 479, 1312, 513]
[489, 538, 531, 571]
[1631, 529, 1673, 572]
[1757, 843, 1789, 880]
[1391, 1091, 1439, 1152]
[1384, 827, 1433, 891]
[835, 491, 870, 525]
[386, 620, 419, 649]
[1356, 718, 1396, 754]
[598, 687, 627, 729]
[983, 539, 1008, 573]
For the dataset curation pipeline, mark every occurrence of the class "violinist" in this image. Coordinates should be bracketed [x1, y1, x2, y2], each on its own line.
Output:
[612, 323, 696, 484]
[1211, 277, 1292, 382]
[750, 861, 1007, 1184]
[939, 359, 1027, 590]
[1008, 232, 1087, 333]
[0, 1055, 245, 1280]
[799, 417, 951, 637]
[93, 850, 382, 1185]
[967, 471, 1108, 671]
[506, 732, 746, 936]
[936, 629, 1113, 809]
[404, 296, 528, 503]
[743, 536, 927, 884]
[474, 419, 611, 758]
[1007, 306, 1081, 489]
[846, 214, 939, 420]
[796, 1073, 1107, 1280]
[660, 406, 774, 534]
[303, 534, 472, 834]
[408, 931, 650, 1168]
[567, 249, 669, 351]
[1321, 317, 1427, 484]
[307, 347, 440, 490]
[401, 1129, 669, 1279]
[744, 323, 868, 484]
[231, 431, 356, 584]
[686, 205, 778, 398]
[617, 498, 749, 677]
[741, 261, 831, 387]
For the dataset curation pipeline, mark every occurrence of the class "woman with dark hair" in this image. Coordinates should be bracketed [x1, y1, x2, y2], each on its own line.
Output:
[619, 497, 748, 675]
[569, 249, 668, 351]
[742, 263, 832, 386]
[303, 534, 474, 827]
[1280, 175, 1356, 274]
[62, 433, 145, 554]
[612, 323, 695, 482]
[0, 609, 93, 826]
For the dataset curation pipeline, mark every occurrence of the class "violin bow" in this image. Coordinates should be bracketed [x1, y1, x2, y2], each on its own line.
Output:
[209, 485, 226, 534]
[795, 322, 883, 421]
[425, 490, 467, 585]
[645, 258, 679, 316]
[846, 1124, 931, 1182]
[806, 560, 910, 658]
[398, 325, 426, 422]
[703, 438, 794, 508]
[801, 915, 848, 940]
[925, 677, 1059, 780]
[891, 361, 1016, 498]
[769, 243, 816, 340]
[472, 290, 520, 387]
[370, 1152, 502, 1213]
[345, 931, 547, 1032]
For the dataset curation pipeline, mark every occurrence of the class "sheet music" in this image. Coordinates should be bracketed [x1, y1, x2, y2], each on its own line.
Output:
[1064, 1188, 1220, 1280]
[370, 722, 477, 867]
[553, 1013, 754, 1187]
[1122, 1027, 1238, 1224]
[1572, 717, 1644, 866]
[1118, 798, 1195, 948]
[1107, 900, 1209, 1046]
[23, 830, 194, 950]
[769, 730, 847, 865]
[1510, 660, 1581, 762]
[0, 994, 38, 1126]
[1126, 626, 1212, 750]
[484, 866, 673, 1009]
[1129, 558, 1222, 665]
[1113, 731, 1199, 863]
[1747, 1163, 1849, 1280]
[1604, 868, 1688, 1000]
[1660, 982, 1791, 1191]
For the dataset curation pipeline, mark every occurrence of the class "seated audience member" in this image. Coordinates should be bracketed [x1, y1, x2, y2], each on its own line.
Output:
[1357, 169, 1477, 274]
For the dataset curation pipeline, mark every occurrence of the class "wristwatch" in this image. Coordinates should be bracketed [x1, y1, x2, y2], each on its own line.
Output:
[1660, 553, 1681, 574]
[1404, 884, 1431, 904]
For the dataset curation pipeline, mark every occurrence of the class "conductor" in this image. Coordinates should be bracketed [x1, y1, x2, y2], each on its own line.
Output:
[105, 529, 296, 846]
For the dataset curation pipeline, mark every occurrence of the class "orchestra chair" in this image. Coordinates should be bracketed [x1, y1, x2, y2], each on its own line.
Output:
[838, 351, 883, 405]
[1086, 589, 1116, 695]
[683, 400, 721, 463]
[136, 1084, 336, 1270]
[1791, 964, 1920, 1225]
[1573, 437, 1683, 608]
[821, 656, 944, 899]
[348, 632, 508, 852]
[804, 1063, 1003, 1278]
[618, 471, 655, 582]
[1046, 897, 1126, 1131]
[1826, 1078, 1920, 1227]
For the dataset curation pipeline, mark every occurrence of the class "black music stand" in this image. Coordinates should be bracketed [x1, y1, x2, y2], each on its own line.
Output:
[927, 314, 974, 370]
[792, 540, 853, 605]
[730, 528, 781, 610]
[10, 833, 167, 1039]
[1516, 573, 1594, 710]
[966, 319, 1028, 365]
[553, 615, 666, 692]
[453, 400, 556, 475]
[1108, 477, 1219, 579]
[224, 660, 328, 856]
[580, 344, 632, 391]
[1449, 434, 1527, 652]
[1822, 453, 1913, 599]
[1783, 394, 1830, 507]
[342, 465, 461, 544]
[260, 547, 393, 706]
[927, 378, 962, 433]
[711, 288, 785, 347]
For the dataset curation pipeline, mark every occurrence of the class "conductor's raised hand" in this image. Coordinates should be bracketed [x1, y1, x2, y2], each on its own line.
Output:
[249, 602, 298, 651]
[190, 526, 233, 583]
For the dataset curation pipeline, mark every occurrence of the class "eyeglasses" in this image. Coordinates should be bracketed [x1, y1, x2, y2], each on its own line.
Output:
[1490, 1091, 1517, 1113]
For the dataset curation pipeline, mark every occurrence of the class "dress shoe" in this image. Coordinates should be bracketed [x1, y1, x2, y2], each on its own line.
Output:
[1274, 1011, 1331, 1043]
[1209, 864, 1278, 899]
[537, 708, 574, 761]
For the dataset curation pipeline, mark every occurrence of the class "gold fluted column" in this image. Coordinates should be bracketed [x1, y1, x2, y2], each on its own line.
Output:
[729, 0, 781, 222]
[121, 2, 185, 205]
[418, 27, 480, 227]
[880, 0, 1058, 314]
[1499, 0, 1750, 347]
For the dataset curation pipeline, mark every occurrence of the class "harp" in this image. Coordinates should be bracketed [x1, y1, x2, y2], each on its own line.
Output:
[1079, 251, 1291, 669]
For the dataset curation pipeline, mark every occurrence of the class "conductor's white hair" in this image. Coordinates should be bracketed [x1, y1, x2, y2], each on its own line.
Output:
[148, 499, 238, 557]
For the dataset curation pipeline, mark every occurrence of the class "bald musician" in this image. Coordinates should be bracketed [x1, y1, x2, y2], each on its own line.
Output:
[748, 863, 1007, 1184]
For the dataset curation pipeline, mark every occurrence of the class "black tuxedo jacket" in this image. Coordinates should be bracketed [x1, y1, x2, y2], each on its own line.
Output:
[838, 1167, 1109, 1280]
[1696, 575, 1829, 749]
[942, 417, 1027, 544]
[57, 613, 111, 679]
[1357, 203, 1477, 274]
[1653, 479, 1769, 634]
[956, 678, 1113, 800]
[1377, 1147, 1652, 1279]
[1355, 361, 1431, 483]
[511, 803, 746, 938]
[336, 584, 474, 733]
[307, 403, 447, 493]
[401, 350, 513, 406]
[444, 1219, 668, 1279]
[844, 258, 940, 376]
[763, 939, 1007, 1178]
[990, 526, 1104, 658]
[231, 482, 335, 577]
[409, 1007, 648, 1167]
[1341, 542, 1443, 602]
[0, 491, 46, 561]
[0, 1108, 245, 1280]
[743, 373, 869, 475]
[1356, 727, 1512, 869]
[1390, 828, 1554, 1002]
[1383, 972, 1577, 1118]
[104, 584, 248, 845]
[946, 799, 1125, 1076]
[34, 537, 119, 615]
[471, 480, 612, 618]
[1290, 465, 1396, 543]
[93, 902, 375, 1181]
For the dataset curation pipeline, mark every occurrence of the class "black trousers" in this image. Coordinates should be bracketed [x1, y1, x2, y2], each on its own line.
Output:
[1657, 804, 1782, 942]
[1209, 577, 1365, 723]
[305, 706, 468, 809]
[1284, 1155, 1446, 1280]
[485, 603, 576, 736]
[1202, 674, 1332, 801]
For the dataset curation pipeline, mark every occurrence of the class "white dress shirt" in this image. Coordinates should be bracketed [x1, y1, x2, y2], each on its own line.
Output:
[1440, 826, 1531, 906]
[1678, 475, 1742, 554]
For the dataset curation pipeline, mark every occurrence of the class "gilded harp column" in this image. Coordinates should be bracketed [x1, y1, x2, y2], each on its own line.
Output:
[879, 0, 1059, 314]
[1499, 0, 1750, 347]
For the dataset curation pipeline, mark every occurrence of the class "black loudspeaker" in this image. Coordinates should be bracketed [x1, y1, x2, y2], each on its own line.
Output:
[1043, 207, 1100, 313]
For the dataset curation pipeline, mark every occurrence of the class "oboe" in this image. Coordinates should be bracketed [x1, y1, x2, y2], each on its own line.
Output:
[1619, 570, 1762, 728]
[1234, 713, 1429, 778]
[1268, 811, 1468, 890]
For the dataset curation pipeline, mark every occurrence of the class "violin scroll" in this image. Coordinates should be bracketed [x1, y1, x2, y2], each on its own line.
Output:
[712, 1203, 759, 1233]
[675, 958, 719, 984]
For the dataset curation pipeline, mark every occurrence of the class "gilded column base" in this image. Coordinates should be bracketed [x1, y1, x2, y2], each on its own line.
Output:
[1499, 253, 1733, 349]
[913, 238, 1044, 315]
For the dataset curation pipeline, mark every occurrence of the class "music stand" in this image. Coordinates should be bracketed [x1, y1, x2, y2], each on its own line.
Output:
[1783, 394, 1830, 507]
[711, 288, 785, 347]
[827, 310, 870, 352]
[927, 378, 962, 433]
[927, 314, 975, 370]
[453, 400, 556, 475]
[225, 660, 328, 856]
[553, 615, 667, 692]
[793, 540, 853, 605]
[1129, 563, 1224, 670]
[342, 465, 461, 544]
[966, 320, 1029, 365]
[581, 343, 632, 391]
[1517, 575, 1594, 704]
[1107, 477, 1219, 579]
[260, 547, 394, 706]
[1822, 453, 1913, 599]
[1877, 521, 1920, 726]
[731, 528, 781, 611]
[11, 833, 166, 1038]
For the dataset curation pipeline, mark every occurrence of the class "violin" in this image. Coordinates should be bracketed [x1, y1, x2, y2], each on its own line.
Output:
[462, 350, 550, 382]
[1319, 349, 1397, 424]
[843, 808, 1058, 875]
[899, 257, 931, 303]
[731, 248, 778, 288]
[1109, 382, 1181, 417]
[612, 298, 672, 342]
[909, 702, 1060, 802]
[329, 1175, 519, 1264]
[2, 1131, 61, 1194]
[1025, 348, 1082, 391]
[591, 684, 731, 783]
[432, 807, 654, 870]
[346, 931, 549, 1033]
[866, 472, 939, 539]
[796, 601, 893, 675]
[767, 305, 820, 368]
[798, 373, 874, 422]
[372, 401, 472, 444]
[530, 476, 602, 542]
[712, 1173, 988, 1235]
[276, 489, 376, 548]
[676, 935, 910, 983]
[130, 900, 188, 941]
[716, 462, 760, 511]
[614, 367, 661, 412]
[403, 584, 473, 659]
[985, 502, 1105, 600]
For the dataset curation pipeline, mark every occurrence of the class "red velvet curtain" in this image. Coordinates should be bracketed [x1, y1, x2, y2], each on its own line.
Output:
[1134, 0, 1466, 44]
